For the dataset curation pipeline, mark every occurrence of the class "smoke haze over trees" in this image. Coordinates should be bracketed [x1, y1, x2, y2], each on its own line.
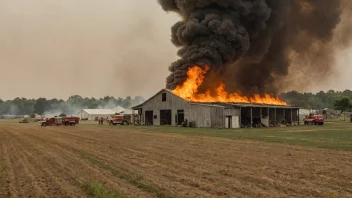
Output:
[159, 0, 352, 96]
[2, 90, 352, 116]
[279, 90, 352, 110]
[0, 95, 145, 116]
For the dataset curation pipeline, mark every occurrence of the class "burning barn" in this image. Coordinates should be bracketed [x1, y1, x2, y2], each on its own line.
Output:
[132, 89, 299, 128]
[136, 0, 347, 128]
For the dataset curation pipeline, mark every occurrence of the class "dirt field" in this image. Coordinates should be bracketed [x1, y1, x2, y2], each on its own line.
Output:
[1, 122, 352, 198]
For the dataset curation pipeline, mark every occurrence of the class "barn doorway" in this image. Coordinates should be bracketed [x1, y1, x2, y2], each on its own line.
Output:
[145, 111, 153, 125]
[225, 116, 232, 128]
[225, 116, 240, 129]
[177, 110, 184, 125]
[160, 110, 172, 125]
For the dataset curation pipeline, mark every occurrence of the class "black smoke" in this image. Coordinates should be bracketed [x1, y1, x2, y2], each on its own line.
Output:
[158, 0, 350, 96]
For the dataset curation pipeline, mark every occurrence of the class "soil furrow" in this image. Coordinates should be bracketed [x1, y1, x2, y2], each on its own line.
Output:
[3, 129, 47, 198]
[16, 127, 155, 198]
[34, 126, 352, 197]
[1, 123, 352, 198]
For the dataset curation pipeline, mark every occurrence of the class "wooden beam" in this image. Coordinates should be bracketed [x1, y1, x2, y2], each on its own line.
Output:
[250, 107, 253, 128]
[298, 108, 300, 126]
[275, 108, 277, 126]
[268, 107, 270, 127]
[239, 107, 242, 128]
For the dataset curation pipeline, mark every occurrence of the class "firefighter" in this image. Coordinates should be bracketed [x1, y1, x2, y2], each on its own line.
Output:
[100, 117, 104, 125]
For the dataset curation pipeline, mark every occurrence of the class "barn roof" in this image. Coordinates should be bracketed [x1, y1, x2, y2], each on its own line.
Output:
[132, 89, 178, 109]
[132, 89, 298, 109]
[80, 109, 115, 115]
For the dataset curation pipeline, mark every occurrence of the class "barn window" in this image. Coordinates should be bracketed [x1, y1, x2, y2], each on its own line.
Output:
[162, 93, 167, 102]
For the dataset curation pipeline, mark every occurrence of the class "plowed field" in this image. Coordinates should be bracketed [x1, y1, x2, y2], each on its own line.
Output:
[1, 123, 352, 198]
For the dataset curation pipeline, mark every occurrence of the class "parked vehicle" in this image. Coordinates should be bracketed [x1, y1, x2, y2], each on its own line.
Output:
[108, 114, 132, 125]
[303, 114, 324, 125]
[40, 116, 80, 127]
[19, 118, 30, 123]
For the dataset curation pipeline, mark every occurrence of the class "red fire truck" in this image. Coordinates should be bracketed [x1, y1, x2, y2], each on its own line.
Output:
[303, 114, 324, 125]
[108, 114, 132, 125]
[40, 116, 80, 127]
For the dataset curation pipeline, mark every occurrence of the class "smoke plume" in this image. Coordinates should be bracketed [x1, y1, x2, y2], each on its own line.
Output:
[159, 0, 352, 96]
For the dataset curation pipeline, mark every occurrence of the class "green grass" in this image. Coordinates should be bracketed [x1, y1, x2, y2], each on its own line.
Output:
[124, 122, 352, 151]
[4, 118, 352, 151]
[82, 183, 126, 198]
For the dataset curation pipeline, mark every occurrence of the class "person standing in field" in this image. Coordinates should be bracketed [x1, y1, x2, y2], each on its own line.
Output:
[100, 117, 104, 125]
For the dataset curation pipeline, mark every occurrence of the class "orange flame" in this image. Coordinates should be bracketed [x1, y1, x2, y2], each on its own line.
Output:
[172, 66, 288, 106]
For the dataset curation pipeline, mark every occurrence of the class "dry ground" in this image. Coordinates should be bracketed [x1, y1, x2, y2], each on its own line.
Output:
[0, 122, 352, 198]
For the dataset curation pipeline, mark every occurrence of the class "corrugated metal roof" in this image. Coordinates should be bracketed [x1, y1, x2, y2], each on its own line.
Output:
[132, 89, 297, 109]
[189, 103, 225, 108]
[80, 109, 115, 115]
[193, 102, 298, 108]
[132, 89, 179, 109]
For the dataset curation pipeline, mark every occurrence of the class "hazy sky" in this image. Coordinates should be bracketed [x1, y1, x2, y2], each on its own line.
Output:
[0, 0, 351, 100]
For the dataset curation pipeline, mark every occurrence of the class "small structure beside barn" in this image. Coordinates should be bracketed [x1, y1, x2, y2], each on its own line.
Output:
[132, 89, 300, 128]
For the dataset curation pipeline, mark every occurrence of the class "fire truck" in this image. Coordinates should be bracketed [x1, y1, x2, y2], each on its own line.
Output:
[303, 114, 324, 125]
[40, 116, 80, 127]
[108, 114, 132, 125]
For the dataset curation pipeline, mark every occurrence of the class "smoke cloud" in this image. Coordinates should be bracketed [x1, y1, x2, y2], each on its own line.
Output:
[159, 0, 352, 96]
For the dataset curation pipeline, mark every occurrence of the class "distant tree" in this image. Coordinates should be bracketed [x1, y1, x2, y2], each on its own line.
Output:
[116, 97, 123, 106]
[33, 98, 47, 115]
[334, 97, 351, 121]
[122, 96, 132, 108]
[59, 113, 67, 117]
[132, 96, 145, 106]
[30, 113, 36, 118]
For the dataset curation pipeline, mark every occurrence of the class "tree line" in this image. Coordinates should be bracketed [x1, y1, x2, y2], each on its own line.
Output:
[1, 89, 352, 116]
[279, 90, 352, 110]
[0, 95, 145, 116]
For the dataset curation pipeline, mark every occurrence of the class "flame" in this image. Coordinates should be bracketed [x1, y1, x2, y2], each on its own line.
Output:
[172, 66, 288, 106]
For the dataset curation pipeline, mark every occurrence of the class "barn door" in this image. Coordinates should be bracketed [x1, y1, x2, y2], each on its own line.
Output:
[225, 116, 232, 128]
[232, 116, 239, 128]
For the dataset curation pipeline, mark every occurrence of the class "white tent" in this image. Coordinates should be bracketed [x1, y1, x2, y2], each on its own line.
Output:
[111, 106, 125, 114]
[299, 109, 318, 120]
[78, 109, 115, 120]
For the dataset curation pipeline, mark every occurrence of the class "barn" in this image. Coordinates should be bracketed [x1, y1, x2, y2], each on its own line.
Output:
[132, 89, 300, 128]
[77, 109, 115, 121]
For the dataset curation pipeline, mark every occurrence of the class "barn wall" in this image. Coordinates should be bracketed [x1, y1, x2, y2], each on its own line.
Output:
[224, 108, 241, 116]
[138, 91, 190, 126]
[188, 104, 212, 128]
[210, 106, 225, 128]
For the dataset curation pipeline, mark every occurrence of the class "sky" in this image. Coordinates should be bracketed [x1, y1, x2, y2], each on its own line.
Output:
[0, 0, 351, 100]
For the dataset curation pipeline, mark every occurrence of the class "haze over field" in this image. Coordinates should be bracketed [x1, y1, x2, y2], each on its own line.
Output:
[0, 0, 351, 100]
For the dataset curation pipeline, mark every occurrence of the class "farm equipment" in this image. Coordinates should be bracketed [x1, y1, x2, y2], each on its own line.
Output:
[303, 114, 324, 125]
[40, 116, 80, 127]
[19, 118, 30, 123]
[108, 114, 132, 125]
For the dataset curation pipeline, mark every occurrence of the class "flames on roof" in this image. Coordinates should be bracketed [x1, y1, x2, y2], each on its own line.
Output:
[172, 66, 289, 106]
